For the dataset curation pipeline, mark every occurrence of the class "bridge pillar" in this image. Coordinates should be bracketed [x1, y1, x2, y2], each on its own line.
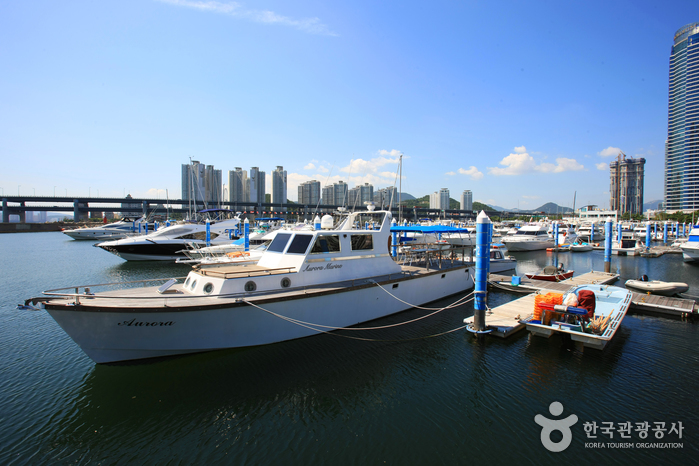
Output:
[19, 202, 25, 223]
[2, 198, 7, 223]
[142, 201, 148, 217]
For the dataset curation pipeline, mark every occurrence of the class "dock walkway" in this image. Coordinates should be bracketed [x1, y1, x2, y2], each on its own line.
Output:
[465, 271, 696, 339]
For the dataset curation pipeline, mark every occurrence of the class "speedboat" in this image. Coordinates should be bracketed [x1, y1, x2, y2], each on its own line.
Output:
[525, 265, 574, 282]
[576, 222, 603, 242]
[525, 285, 632, 350]
[625, 275, 689, 296]
[680, 226, 699, 262]
[24, 205, 476, 363]
[612, 230, 644, 256]
[500, 223, 554, 252]
[96, 210, 241, 261]
[62, 216, 153, 240]
[570, 242, 593, 252]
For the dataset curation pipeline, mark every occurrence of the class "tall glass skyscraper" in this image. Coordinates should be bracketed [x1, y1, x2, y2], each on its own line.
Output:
[665, 22, 699, 211]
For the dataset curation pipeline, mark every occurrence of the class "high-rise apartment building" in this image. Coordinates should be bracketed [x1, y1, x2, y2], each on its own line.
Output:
[248, 167, 266, 206]
[460, 190, 473, 211]
[610, 153, 645, 215]
[182, 160, 222, 208]
[321, 181, 348, 206]
[430, 188, 450, 210]
[373, 187, 398, 209]
[272, 166, 287, 210]
[298, 180, 321, 205]
[665, 22, 699, 211]
[348, 183, 374, 208]
[228, 167, 248, 206]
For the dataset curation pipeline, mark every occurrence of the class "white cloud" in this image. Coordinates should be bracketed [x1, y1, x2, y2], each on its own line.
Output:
[156, 0, 338, 36]
[598, 146, 622, 157]
[445, 171, 456, 176]
[596, 162, 608, 171]
[458, 166, 484, 180]
[488, 147, 584, 175]
[304, 163, 316, 170]
[317, 166, 329, 173]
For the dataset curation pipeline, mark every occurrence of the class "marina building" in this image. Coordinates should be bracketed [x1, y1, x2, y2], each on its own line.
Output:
[460, 190, 473, 211]
[610, 152, 645, 215]
[665, 22, 699, 212]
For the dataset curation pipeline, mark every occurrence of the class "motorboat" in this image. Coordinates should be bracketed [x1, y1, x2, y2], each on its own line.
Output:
[62, 217, 153, 241]
[524, 285, 632, 350]
[24, 206, 476, 363]
[625, 275, 689, 296]
[576, 222, 603, 242]
[488, 244, 517, 274]
[611, 230, 644, 256]
[525, 264, 574, 282]
[679, 226, 699, 262]
[500, 223, 554, 252]
[96, 210, 241, 261]
[547, 223, 578, 246]
[570, 242, 593, 252]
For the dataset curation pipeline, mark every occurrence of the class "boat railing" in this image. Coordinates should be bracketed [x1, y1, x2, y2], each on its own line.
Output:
[397, 243, 475, 269]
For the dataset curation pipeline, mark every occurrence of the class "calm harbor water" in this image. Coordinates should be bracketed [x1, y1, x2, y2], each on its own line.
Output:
[1, 232, 698, 464]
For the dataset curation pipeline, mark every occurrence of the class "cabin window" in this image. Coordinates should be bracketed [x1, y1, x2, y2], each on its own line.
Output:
[177, 231, 219, 241]
[287, 234, 313, 254]
[203, 283, 214, 294]
[244, 281, 257, 292]
[190, 280, 197, 290]
[311, 235, 341, 254]
[281, 277, 291, 288]
[267, 233, 292, 253]
[351, 234, 373, 251]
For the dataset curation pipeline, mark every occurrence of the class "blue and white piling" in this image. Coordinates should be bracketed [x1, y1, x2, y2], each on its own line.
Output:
[391, 218, 398, 257]
[244, 218, 250, 252]
[646, 223, 651, 250]
[205, 219, 211, 247]
[663, 222, 668, 245]
[604, 217, 612, 273]
[471, 210, 492, 333]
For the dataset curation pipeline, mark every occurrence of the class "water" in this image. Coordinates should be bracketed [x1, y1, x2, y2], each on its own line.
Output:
[1, 233, 697, 464]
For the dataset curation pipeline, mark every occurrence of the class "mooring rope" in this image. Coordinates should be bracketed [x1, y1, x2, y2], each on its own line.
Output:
[368, 279, 475, 311]
[241, 298, 472, 342]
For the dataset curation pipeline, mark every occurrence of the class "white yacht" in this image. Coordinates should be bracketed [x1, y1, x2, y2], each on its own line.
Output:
[25, 206, 476, 363]
[500, 223, 554, 251]
[62, 217, 153, 241]
[96, 211, 241, 261]
[680, 225, 699, 262]
[611, 230, 644, 256]
[576, 222, 603, 242]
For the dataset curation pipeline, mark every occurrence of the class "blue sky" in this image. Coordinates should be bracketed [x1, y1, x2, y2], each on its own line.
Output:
[0, 0, 694, 209]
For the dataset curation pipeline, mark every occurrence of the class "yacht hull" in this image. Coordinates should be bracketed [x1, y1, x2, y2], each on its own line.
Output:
[44, 267, 474, 363]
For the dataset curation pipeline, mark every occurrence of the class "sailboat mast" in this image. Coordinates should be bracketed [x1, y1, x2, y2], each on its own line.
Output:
[399, 154, 402, 222]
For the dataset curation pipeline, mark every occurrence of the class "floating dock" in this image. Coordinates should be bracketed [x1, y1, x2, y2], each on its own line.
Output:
[465, 271, 697, 338]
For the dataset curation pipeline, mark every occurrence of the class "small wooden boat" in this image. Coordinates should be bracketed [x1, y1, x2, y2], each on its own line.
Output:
[525, 285, 632, 350]
[525, 265, 574, 282]
[570, 243, 593, 252]
[625, 276, 689, 296]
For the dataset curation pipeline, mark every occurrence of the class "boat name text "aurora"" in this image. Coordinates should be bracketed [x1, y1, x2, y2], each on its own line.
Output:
[118, 319, 175, 327]
[303, 263, 343, 272]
